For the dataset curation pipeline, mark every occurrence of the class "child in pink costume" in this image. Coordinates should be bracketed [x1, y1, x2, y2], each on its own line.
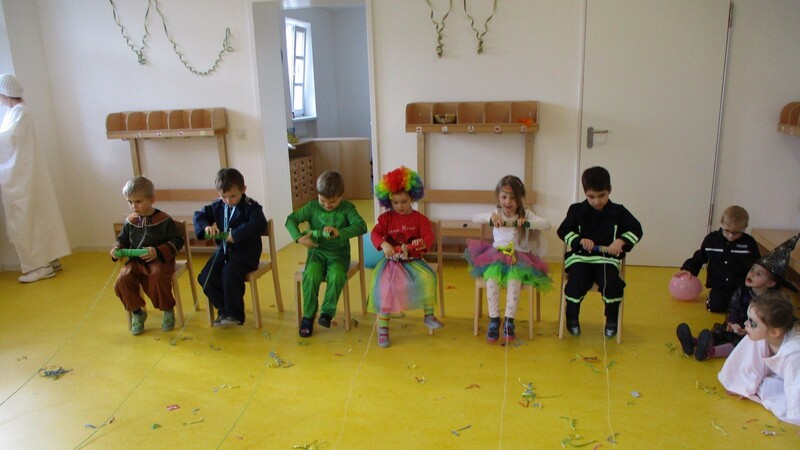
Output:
[465, 175, 551, 343]
[369, 166, 442, 348]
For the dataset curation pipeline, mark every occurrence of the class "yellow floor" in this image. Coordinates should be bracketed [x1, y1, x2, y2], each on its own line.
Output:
[1, 202, 799, 449]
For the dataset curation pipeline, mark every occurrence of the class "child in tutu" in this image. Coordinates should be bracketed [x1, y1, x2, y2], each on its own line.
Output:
[465, 175, 551, 343]
[369, 166, 442, 348]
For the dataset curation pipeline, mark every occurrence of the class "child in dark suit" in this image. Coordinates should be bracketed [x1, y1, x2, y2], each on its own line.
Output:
[194, 168, 267, 326]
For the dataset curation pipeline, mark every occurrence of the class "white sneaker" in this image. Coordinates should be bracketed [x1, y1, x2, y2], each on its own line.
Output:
[19, 266, 56, 283]
[50, 259, 62, 272]
[424, 315, 444, 330]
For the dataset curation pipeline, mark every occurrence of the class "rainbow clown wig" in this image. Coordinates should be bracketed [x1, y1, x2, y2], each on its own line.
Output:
[375, 166, 425, 209]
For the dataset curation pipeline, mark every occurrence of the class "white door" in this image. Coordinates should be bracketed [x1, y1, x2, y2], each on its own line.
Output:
[580, 0, 731, 267]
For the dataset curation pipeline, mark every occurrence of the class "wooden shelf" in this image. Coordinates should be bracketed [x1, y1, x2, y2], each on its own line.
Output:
[778, 102, 800, 136]
[405, 101, 538, 134]
[289, 155, 317, 209]
[106, 108, 227, 140]
[105, 107, 228, 175]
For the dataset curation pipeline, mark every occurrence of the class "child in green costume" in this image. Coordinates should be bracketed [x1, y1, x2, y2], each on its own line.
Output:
[286, 171, 367, 337]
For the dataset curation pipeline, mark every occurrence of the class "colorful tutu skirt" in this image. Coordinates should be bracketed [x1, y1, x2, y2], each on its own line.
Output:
[464, 239, 552, 291]
[369, 258, 437, 313]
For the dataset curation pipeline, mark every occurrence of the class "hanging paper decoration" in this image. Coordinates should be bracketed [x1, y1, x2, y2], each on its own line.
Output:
[426, 0, 452, 58]
[463, 0, 497, 54]
[108, 0, 233, 76]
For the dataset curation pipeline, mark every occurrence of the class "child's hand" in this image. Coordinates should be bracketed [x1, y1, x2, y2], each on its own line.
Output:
[110, 245, 121, 260]
[606, 239, 625, 256]
[517, 217, 526, 228]
[324, 226, 340, 238]
[381, 241, 395, 258]
[140, 247, 156, 262]
[580, 238, 595, 252]
[675, 270, 692, 278]
[490, 213, 502, 227]
[205, 224, 220, 239]
[297, 234, 316, 248]
[411, 238, 425, 250]
[728, 323, 744, 335]
[226, 233, 234, 243]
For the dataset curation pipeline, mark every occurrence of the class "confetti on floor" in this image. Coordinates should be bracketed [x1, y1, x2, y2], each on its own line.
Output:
[38, 366, 72, 380]
[560, 434, 597, 448]
[711, 420, 728, 436]
[451, 425, 471, 436]
[267, 352, 294, 368]
[292, 440, 324, 449]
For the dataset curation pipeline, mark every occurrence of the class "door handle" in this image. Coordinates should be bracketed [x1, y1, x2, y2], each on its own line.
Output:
[587, 126, 608, 149]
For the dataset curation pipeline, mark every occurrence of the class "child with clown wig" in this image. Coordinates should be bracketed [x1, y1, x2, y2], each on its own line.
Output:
[369, 166, 442, 348]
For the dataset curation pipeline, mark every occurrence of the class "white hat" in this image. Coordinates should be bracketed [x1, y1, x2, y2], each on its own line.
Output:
[0, 74, 24, 97]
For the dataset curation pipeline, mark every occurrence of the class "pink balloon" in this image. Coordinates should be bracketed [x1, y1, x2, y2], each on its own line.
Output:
[669, 274, 703, 301]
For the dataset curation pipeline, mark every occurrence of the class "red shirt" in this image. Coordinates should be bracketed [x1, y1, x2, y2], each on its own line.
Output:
[370, 210, 434, 258]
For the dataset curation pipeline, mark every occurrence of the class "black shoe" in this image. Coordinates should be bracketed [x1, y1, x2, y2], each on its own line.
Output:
[299, 318, 314, 337]
[318, 313, 332, 328]
[695, 329, 712, 361]
[503, 318, 516, 342]
[566, 319, 581, 336]
[676, 323, 695, 355]
[604, 322, 618, 338]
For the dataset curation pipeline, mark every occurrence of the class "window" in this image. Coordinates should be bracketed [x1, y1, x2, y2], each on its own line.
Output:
[285, 19, 315, 119]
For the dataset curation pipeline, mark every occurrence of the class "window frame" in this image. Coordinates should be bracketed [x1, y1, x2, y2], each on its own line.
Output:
[285, 18, 314, 119]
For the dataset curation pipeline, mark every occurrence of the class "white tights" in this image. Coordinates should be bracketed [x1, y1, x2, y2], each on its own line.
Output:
[486, 278, 522, 319]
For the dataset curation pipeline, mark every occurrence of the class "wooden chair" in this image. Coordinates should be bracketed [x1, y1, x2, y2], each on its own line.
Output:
[294, 233, 366, 330]
[114, 220, 198, 329]
[205, 218, 284, 329]
[472, 224, 540, 340]
[557, 246, 626, 343]
[428, 221, 445, 318]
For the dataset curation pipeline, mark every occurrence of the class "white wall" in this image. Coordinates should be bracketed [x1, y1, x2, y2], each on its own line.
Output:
[369, 0, 800, 260]
[0, 0, 797, 266]
[715, 0, 800, 230]
[285, 8, 339, 137]
[0, 2, 11, 72]
[0, 0, 293, 259]
[369, 0, 585, 257]
[332, 7, 370, 138]
[281, 5, 369, 139]
[0, 0, 63, 270]
[252, 1, 294, 247]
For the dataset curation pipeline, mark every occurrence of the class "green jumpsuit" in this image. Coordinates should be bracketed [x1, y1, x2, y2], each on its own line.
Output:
[286, 200, 367, 318]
